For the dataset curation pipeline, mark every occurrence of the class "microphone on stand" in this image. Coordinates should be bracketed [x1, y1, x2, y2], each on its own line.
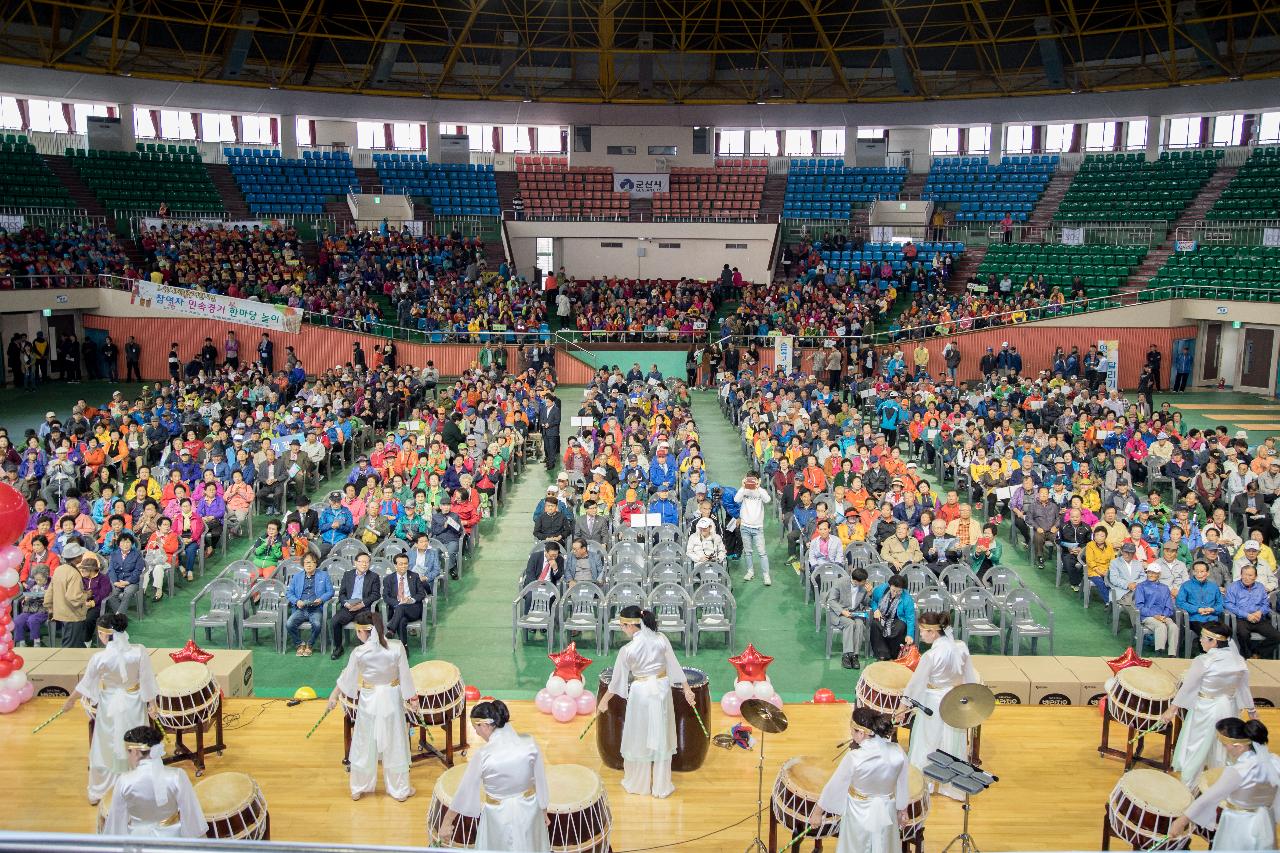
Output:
[904, 696, 934, 717]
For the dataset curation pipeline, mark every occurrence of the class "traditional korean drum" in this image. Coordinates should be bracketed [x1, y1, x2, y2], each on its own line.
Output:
[425, 764, 478, 848]
[595, 666, 710, 772]
[154, 662, 219, 732]
[1106, 667, 1177, 730]
[856, 661, 913, 717]
[194, 772, 269, 840]
[546, 764, 612, 853]
[408, 660, 465, 728]
[1106, 769, 1193, 850]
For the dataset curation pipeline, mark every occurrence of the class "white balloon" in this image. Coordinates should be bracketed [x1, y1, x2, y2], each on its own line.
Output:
[752, 680, 775, 700]
[564, 678, 584, 698]
[0, 569, 16, 589]
[2, 672, 27, 692]
[734, 680, 754, 699]
[545, 675, 567, 696]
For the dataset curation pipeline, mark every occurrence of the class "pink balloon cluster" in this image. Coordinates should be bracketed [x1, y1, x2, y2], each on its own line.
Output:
[0, 543, 33, 713]
[719, 678, 783, 717]
[535, 675, 597, 723]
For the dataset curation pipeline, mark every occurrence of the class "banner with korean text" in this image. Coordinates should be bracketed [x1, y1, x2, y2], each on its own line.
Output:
[130, 280, 303, 333]
[613, 173, 669, 197]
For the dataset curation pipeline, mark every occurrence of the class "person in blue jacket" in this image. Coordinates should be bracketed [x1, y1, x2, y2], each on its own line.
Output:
[317, 490, 354, 557]
[869, 574, 916, 661]
[1176, 559, 1225, 655]
[648, 484, 680, 526]
[286, 553, 334, 656]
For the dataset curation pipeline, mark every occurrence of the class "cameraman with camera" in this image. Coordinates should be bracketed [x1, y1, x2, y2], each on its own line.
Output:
[734, 472, 772, 585]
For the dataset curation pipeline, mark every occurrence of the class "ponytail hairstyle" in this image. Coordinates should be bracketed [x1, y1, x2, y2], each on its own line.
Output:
[470, 699, 511, 729]
[354, 610, 389, 648]
[98, 612, 130, 633]
[1218, 716, 1269, 746]
[851, 706, 895, 741]
[122, 725, 163, 749]
[918, 611, 951, 631]
[618, 605, 658, 631]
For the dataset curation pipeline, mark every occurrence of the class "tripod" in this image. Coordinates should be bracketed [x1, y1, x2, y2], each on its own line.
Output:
[940, 793, 980, 853]
[744, 726, 768, 853]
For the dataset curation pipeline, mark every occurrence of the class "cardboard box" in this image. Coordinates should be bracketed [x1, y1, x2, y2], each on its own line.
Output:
[970, 655, 1031, 705]
[14, 646, 60, 668]
[1150, 657, 1195, 684]
[1057, 656, 1117, 707]
[151, 649, 255, 698]
[1247, 661, 1280, 708]
[1011, 655, 1079, 705]
[28, 648, 99, 697]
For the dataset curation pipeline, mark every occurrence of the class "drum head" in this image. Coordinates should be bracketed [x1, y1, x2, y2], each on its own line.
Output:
[1197, 766, 1225, 793]
[1117, 667, 1176, 699]
[432, 764, 469, 808]
[547, 764, 604, 813]
[780, 757, 828, 798]
[412, 661, 462, 695]
[194, 773, 256, 819]
[157, 661, 213, 695]
[862, 661, 913, 691]
[907, 766, 926, 801]
[683, 667, 707, 689]
[1118, 769, 1193, 816]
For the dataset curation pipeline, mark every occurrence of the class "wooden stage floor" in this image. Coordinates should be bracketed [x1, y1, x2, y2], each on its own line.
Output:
[9, 699, 1273, 851]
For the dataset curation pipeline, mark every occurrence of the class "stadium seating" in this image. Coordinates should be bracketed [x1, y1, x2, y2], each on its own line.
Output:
[1056, 150, 1221, 221]
[923, 155, 1058, 222]
[1207, 147, 1280, 221]
[224, 148, 357, 215]
[0, 222, 134, 287]
[651, 160, 765, 220]
[782, 159, 906, 219]
[0, 135, 74, 209]
[811, 240, 964, 273]
[67, 144, 222, 214]
[514, 156, 626, 218]
[1147, 245, 1280, 300]
[978, 243, 1148, 295]
[374, 154, 500, 216]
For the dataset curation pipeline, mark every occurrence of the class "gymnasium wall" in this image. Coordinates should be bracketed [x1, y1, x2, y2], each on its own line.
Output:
[569, 126, 710, 170]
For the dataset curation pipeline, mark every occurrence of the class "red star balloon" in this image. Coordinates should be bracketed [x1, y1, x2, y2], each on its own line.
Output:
[1105, 647, 1151, 674]
[170, 640, 214, 664]
[729, 644, 775, 683]
[548, 643, 593, 682]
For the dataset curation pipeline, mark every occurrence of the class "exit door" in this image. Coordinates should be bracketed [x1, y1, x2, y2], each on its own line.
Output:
[1240, 327, 1275, 391]
[1202, 323, 1221, 383]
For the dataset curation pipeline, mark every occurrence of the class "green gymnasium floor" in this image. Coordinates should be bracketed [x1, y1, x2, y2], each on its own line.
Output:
[5, 382, 1279, 703]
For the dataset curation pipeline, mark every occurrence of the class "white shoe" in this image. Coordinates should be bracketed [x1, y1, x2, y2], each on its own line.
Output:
[763, 574, 772, 586]
[743, 570, 755, 581]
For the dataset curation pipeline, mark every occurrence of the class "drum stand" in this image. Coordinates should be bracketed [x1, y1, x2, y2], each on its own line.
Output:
[162, 695, 227, 777]
[1098, 713, 1178, 771]
[409, 699, 470, 769]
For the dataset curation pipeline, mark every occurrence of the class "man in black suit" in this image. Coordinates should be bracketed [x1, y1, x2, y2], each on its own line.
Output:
[382, 553, 425, 645]
[538, 390, 561, 471]
[256, 447, 288, 515]
[522, 541, 565, 588]
[283, 495, 320, 538]
[330, 552, 381, 659]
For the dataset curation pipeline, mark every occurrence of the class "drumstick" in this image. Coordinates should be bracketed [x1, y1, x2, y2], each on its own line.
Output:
[305, 706, 333, 739]
[690, 704, 710, 739]
[578, 710, 602, 741]
[1128, 722, 1167, 745]
[777, 827, 814, 853]
[31, 707, 67, 734]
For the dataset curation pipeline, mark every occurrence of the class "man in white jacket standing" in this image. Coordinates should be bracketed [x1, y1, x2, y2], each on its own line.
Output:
[734, 472, 773, 585]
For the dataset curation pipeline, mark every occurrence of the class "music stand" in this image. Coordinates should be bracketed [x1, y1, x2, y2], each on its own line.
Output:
[924, 750, 996, 853]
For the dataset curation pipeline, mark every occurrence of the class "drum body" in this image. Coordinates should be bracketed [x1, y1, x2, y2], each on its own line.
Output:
[96, 790, 112, 833]
[1106, 668, 1176, 731]
[1192, 766, 1225, 843]
[855, 662, 912, 717]
[595, 667, 710, 772]
[899, 767, 930, 841]
[426, 765, 478, 848]
[409, 661, 464, 728]
[339, 692, 359, 723]
[771, 756, 842, 839]
[547, 764, 612, 853]
[1107, 769, 1192, 850]
[154, 662, 219, 732]
[193, 772, 269, 840]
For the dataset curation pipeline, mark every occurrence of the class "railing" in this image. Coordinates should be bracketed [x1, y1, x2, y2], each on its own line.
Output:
[1045, 220, 1166, 246]
[113, 207, 226, 224]
[35, 131, 88, 156]
[1175, 220, 1280, 246]
[501, 209, 629, 223]
[0, 833, 429, 853]
[0, 207, 101, 228]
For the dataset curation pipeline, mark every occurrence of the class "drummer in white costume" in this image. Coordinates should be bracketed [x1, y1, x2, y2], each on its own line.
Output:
[101, 725, 206, 838]
[440, 699, 551, 852]
[326, 611, 418, 801]
[1160, 620, 1257, 785]
[808, 706, 910, 853]
[598, 606, 696, 798]
[897, 610, 977, 801]
[59, 613, 158, 804]
[1169, 717, 1280, 850]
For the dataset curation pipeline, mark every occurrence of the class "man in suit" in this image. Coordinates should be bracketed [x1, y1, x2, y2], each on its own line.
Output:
[574, 499, 610, 547]
[283, 495, 320, 538]
[522, 541, 565, 588]
[283, 439, 315, 499]
[256, 446, 288, 514]
[532, 487, 574, 543]
[825, 565, 874, 670]
[441, 413, 466, 454]
[382, 553, 425, 645]
[407, 532, 443, 593]
[538, 390, 561, 471]
[565, 537, 605, 586]
[330, 552, 380, 659]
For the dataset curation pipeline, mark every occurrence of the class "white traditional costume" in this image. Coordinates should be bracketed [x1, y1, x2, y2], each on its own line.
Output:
[76, 629, 158, 804]
[101, 741, 206, 838]
[1186, 741, 1280, 849]
[335, 623, 416, 799]
[903, 626, 977, 800]
[1171, 639, 1255, 785]
[817, 734, 910, 853]
[450, 725, 551, 852]
[608, 624, 688, 797]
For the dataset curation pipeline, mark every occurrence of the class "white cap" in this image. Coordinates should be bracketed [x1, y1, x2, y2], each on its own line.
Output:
[1145, 564, 1163, 576]
[1236, 430, 1249, 439]
[696, 518, 714, 530]
[1245, 540, 1261, 551]
[591, 467, 606, 476]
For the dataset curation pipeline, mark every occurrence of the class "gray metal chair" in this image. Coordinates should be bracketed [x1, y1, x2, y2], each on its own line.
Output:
[276, 558, 304, 583]
[844, 542, 879, 569]
[189, 578, 241, 648]
[603, 581, 648, 649]
[1002, 588, 1055, 655]
[654, 524, 683, 546]
[811, 563, 847, 631]
[904, 564, 932, 596]
[982, 566, 1024, 605]
[559, 581, 607, 654]
[512, 581, 559, 651]
[955, 587, 1004, 653]
[241, 579, 287, 653]
[609, 540, 646, 568]
[648, 561, 688, 590]
[691, 582, 736, 653]
[693, 563, 732, 590]
[938, 564, 980, 600]
[374, 537, 410, 560]
[606, 563, 647, 589]
[647, 583, 694, 655]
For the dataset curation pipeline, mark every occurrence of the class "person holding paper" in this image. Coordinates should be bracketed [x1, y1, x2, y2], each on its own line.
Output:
[522, 541, 565, 588]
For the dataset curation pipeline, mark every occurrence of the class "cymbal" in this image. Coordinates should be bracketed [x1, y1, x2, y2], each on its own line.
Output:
[740, 698, 789, 733]
[939, 683, 996, 729]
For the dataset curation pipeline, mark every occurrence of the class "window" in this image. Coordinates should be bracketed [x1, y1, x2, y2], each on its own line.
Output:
[1124, 119, 1148, 151]
[1261, 112, 1280, 145]
[357, 121, 383, 149]
[783, 130, 812, 157]
[27, 99, 68, 134]
[535, 126, 563, 153]
[295, 117, 313, 147]
[392, 122, 421, 150]
[134, 110, 155, 139]
[747, 130, 777, 157]
[465, 124, 493, 152]
[536, 237, 554, 274]
[818, 128, 844, 156]
[929, 127, 960, 155]
[966, 126, 991, 155]
[1167, 116, 1201, 149]
[657, 242, 681, 249]
[241, 115, 274, 145]
[1005, 124, 1033, 154]
[157, 110, 196, 140]
[1212, 114, 1244, 147]
[857, 127, 885, 139]
[501, 125, 526, 153]
[73, 103, 109, 135]
[0, 97, 21, 130]
[202, 113, 235, 143]
[717, 130, 745, 155]
[1084, 121, 1116, 151]
[725, 243, 747, 249]
[648, 144, 678, 156]
[606, 145, 636, 155]
[1044, 123, 1074, 153]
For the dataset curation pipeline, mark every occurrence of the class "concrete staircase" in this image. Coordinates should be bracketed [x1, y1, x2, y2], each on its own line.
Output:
[204, 163, 252, 220]
[42, 155, 111, 224]
[354, 167, 381, 193]
[628, 197, 652, 222]
[759, 174, 787, 219]
[494, 170, 520, 212]
[948, 245, 987, 294]
[899, 173, 928, 198]
[1027, 172, 1073, 234]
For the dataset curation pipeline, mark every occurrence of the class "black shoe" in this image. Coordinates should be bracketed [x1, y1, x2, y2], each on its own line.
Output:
[330, 646, 344, 660]
[841, 653, 860, 670]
